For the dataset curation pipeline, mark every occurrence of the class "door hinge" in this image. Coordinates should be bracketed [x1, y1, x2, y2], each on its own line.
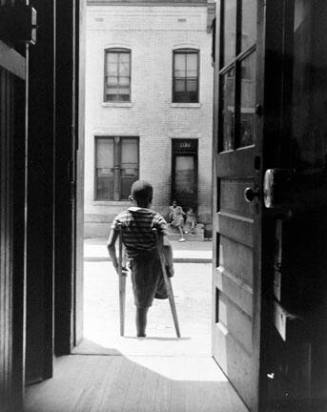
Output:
[0, 5, 37, 46]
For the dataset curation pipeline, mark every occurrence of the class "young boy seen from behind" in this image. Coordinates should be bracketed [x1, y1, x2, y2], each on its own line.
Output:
[107, 180, 174, 337]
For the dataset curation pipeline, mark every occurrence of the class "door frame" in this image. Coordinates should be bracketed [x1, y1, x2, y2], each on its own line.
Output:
[25, 0, 56, 384]
[75, 0, 86, 348]
[0, 0, 84, 407]
[54, 0, 85, 355]
[0, 41, 26, 411]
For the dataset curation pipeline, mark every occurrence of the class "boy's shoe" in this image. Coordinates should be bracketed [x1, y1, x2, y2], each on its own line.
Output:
[179, 237, 185, 242]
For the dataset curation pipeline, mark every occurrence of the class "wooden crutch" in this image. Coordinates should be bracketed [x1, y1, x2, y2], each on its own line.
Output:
[118, 224, 126, 336]
[153, 229, 181, 338]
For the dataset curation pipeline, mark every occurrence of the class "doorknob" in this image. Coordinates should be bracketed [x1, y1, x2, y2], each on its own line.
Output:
[243, 187, 260, 203]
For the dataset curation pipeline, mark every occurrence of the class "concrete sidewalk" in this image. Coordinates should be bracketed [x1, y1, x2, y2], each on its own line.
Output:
[84, 238, 212, 263]
[81, 260, 212, 356]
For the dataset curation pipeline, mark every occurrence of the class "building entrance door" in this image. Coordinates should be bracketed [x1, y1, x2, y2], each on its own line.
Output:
[172, 139, 198, 211]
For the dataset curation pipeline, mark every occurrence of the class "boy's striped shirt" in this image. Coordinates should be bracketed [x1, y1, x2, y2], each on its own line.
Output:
[111, 207, 168, 257]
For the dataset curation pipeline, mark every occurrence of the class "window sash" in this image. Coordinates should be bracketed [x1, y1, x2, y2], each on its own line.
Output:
[217, 0, 257, 152]
[173, 50, 199, 102]
[104, 50, 131, 102]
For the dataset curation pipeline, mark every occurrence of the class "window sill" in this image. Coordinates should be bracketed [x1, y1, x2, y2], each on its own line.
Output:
[170, 103, 201, 108]
[102, 102, 133, 108]
[93, 200, 131, 206]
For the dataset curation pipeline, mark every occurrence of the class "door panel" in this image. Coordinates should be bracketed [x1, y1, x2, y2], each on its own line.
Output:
[213, 151, 258, 409]
[213, 1, 263, 410]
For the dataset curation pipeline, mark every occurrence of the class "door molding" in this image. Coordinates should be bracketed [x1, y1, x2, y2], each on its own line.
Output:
[55, 0, 83, 354]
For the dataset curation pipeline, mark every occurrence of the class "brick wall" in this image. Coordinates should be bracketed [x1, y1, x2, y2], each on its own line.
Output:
[84, 3, 214, 237]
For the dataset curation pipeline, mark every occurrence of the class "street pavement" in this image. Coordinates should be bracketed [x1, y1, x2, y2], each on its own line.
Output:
[79, 240, 213, 357]
[84, 238, 212, 263]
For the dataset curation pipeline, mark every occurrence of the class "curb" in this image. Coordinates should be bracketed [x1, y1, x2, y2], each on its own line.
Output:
[84, 256, 212, 264]
[173, 257, 212, 263]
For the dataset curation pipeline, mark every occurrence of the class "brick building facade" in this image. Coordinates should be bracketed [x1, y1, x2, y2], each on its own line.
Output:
[84, 0, 214, 237]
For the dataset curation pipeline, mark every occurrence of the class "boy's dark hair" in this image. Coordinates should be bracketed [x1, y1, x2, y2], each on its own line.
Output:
[131, 180, 153, 206]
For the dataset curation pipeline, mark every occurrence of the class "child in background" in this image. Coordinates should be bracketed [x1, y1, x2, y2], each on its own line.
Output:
[185, 207, 197, 234]
[168, 200, 186, 242]
[107, 180, 174, 338]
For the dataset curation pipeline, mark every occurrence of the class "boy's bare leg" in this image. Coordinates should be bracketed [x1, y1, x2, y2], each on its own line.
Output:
[178, 226, 185, 241]
[136, 307, 149, 337]
[163, 244, 174, 277]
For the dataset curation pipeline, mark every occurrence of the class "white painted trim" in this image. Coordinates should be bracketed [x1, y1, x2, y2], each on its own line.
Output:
[172, 43, 201, 50]
[101, 102, 133, 108]
[170, 103, 201, 108]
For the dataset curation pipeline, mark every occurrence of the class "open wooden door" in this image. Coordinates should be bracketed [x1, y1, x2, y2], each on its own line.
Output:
[212, 0, 265, 410]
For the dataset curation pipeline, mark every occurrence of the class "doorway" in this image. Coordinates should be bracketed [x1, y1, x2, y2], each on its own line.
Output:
[78, 0, 214, 359]
[171, 139, 198, 212]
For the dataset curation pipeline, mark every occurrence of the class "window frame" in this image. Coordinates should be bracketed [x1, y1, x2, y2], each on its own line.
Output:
[103, 48, 131, 103]
[172, 48, 200, 103]
[94, 136, 139, 201]
[218, 0, 257, 152]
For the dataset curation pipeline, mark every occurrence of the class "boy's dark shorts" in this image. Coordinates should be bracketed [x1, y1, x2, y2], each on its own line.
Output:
[129, 251, 168, 308]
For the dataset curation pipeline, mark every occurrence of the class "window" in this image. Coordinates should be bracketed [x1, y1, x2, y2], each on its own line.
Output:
[173, 49, 199, 103]
[104, 48, 131, 102]
[95, 137, 139, 200]
[218, 0, 257, 151]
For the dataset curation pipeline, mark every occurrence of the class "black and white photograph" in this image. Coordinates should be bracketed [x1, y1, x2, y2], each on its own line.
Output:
[1, 0, 327, 411]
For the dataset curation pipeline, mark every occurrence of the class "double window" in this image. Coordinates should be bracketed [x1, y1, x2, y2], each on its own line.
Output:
[104, 48, 131, 102]
[95, 136, 139, 201]
[103, 47, 200, 104]
[173, 49, 199, 103]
